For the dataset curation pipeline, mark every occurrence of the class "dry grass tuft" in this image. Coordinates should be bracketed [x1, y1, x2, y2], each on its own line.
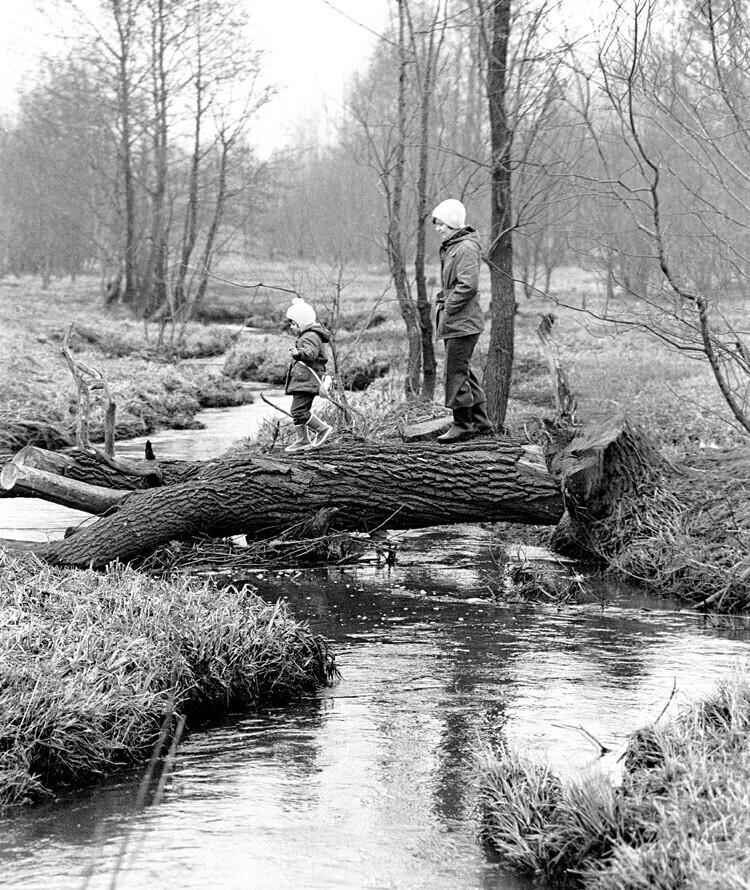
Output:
[583, 461, 750, 612]
[479, 675, 750, 889]
[0, 551, 336, 807]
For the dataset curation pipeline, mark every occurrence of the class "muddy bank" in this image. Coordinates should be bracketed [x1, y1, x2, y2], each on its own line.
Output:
[0, 362, 251, 455]
[0, 278, 250, 455]
[565, 445, 750, 613]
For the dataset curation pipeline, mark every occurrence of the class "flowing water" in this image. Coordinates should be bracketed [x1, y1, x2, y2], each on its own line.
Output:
[1, 393, 748, 890]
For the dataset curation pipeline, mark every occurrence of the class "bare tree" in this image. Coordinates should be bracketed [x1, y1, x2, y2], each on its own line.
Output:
[388, 0, 423, 398]
[6, 0, 270, 323]
[106, 0, 144, 306]
[572, 0, 750, 434]
[475, 0, 514, 430]
[0, 60, 114, 283]
[348, 2, 424, 399]
[405, 0, 449, 401]
[141, 0, 173, 316]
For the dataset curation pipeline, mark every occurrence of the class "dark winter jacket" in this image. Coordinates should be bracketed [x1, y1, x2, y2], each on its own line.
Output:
[436, 227, 485, 340]
[284, 323, 332, 395]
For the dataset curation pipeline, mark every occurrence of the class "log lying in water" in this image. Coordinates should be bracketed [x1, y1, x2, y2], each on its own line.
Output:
[0, 416, 661, 569]
[0, 462, 130, 515]
[0, 445, 190, 502]
[2, 437, 564, 568]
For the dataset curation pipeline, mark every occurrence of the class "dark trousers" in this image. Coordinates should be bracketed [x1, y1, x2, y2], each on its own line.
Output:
[290, 392, 315, 425]
[443, 334, 487, 409]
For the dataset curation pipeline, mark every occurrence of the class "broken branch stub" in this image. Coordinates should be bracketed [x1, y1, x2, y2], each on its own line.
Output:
[62, 324, 117, 457]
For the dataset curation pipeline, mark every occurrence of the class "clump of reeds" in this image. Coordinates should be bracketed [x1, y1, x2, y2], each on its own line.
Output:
[0, 551, 336, 807]
[479, 750, 647, 885]
[101, 362, 251, 439]
[588, 471, 750, 613]
[478, 674, 750, 888]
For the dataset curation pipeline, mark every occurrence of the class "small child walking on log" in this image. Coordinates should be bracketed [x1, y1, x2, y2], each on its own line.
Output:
[284, 297, 334, 453]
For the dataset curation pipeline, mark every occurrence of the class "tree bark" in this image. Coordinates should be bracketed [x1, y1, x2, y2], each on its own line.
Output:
[18, 440, 563, 568]
[410, 0, 442, 402]
[483, 0, 515, 431]
[111, 0, 141, 308]
[538, 314, 577, 422]
[548, 414, 664, 557]
[389, 0, 423, 400]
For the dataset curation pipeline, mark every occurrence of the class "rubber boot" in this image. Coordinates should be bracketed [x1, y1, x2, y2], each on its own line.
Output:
[471, 401, 495, 436]
[285, 423, 313, 453]
[437, 407, 474, 443]
[307, 414, 333, 447]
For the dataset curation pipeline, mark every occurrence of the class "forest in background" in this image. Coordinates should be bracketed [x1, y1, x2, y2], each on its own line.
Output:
[1, 0, 749, 433]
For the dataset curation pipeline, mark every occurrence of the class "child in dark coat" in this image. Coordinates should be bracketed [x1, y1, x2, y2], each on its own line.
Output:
[284, 297, 334, 453]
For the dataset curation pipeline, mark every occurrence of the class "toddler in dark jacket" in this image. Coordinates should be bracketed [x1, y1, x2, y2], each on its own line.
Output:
[284, 297, 333, 453]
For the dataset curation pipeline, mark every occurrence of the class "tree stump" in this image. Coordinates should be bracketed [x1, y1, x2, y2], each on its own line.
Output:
[548, 414, 664, 557]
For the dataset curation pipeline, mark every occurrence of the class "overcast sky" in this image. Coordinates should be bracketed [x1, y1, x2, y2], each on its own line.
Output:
[0, 0, 388, 151]
[250, 0, 387, 149]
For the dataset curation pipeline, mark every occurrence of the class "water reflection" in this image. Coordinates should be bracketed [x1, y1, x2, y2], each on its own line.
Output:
[116, 386, 284, 464]
[1, 402, 749, 889]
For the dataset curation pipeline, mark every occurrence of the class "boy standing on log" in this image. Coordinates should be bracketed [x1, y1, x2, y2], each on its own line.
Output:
[284, 298, 334, 453]
[432, 198, 495, 443]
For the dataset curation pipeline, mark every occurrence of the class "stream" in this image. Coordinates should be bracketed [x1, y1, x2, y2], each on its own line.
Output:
[0, 391, 748, 890]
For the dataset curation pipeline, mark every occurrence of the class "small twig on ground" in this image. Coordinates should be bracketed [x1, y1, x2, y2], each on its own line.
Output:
[655, 679, 679, 724]
[552, 722, 611, 756]
[261, 392, 293, 418]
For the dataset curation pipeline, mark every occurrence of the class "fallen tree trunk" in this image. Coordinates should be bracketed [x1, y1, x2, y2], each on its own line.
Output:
[15, 438, 563, 568]
[0, 416, 662, 570]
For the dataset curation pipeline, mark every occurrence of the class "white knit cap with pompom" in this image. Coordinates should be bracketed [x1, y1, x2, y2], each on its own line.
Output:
[432, 198, 466, 230]
[286, 297, 316, 329]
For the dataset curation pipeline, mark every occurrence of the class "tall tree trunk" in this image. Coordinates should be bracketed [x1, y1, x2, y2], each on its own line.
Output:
[389, 0, 422, 400]
[172, 19, 204, 323]
[412, 4, 440, 402]
[483, 0, 514, 431]
[113, 0, 140, 309]
[179, 134, 232, 337]
[144, 0, 169, 318]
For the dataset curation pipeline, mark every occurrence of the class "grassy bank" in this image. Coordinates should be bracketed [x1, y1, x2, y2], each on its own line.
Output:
[2, 266, 748, 611]
[0, 551, 336, 807]
[579, 455, 750, 612]
[479, 674, 750, 889]
[0, 276, 251, 454]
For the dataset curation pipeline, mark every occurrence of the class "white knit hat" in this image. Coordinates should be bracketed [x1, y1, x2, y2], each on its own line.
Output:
[432, 198, 466, 230]
[286, 297, 316, 329]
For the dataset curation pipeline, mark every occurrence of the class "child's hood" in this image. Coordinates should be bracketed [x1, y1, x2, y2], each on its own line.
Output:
[303, 322, 332, 343]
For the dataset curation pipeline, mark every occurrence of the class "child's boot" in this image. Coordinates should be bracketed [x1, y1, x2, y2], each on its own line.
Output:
[307, 414, 333, 447]
[285, 424, 313, 453]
